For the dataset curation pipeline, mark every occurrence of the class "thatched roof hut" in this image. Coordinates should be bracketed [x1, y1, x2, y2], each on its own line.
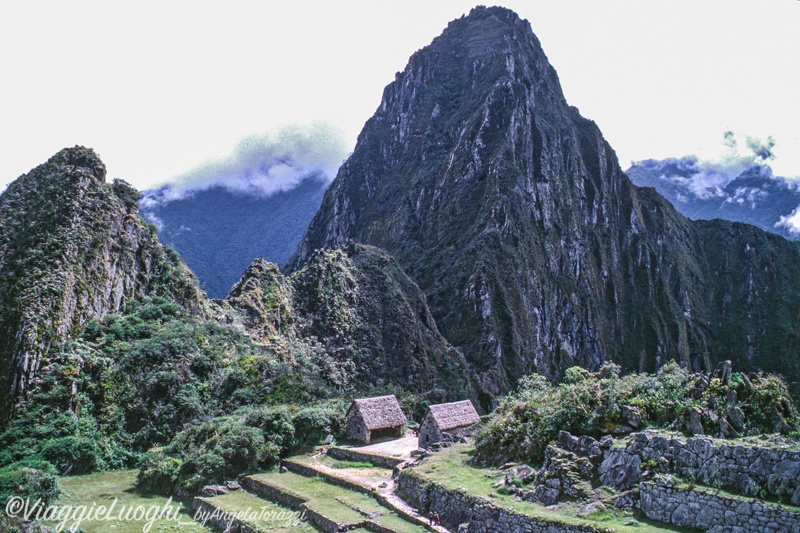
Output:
[419, 400, 480, 448]
[345, 395, 408, 443]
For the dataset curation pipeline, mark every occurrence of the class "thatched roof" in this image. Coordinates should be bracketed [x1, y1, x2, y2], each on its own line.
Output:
[426, 400, 480, 431]
[347, 395, 408, 430]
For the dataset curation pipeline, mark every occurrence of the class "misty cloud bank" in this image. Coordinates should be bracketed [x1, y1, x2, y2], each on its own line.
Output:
[140, 124, 349, 226]
[627, 133, 800, 239]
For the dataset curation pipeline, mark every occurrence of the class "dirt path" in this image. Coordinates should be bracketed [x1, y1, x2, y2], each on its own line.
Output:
[307, 432, 456, 533]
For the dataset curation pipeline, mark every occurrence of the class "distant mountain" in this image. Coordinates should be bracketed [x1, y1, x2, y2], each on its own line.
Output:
[141, 174, 329, 298]
[294, 6, 800, 403]
[627, 158, 800, 240]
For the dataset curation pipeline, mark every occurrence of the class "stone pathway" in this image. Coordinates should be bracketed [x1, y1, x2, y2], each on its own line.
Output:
[377, 478, 454, 533]
[305, 450, 455, 533]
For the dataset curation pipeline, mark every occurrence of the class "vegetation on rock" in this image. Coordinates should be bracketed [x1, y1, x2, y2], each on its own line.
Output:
[475, 361, 798, 465]
[0, 147, 203, 424]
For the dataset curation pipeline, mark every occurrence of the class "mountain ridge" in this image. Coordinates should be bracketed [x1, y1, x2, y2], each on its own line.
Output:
[141, 174, 329, 298]
[293, 6, 800, 402]
[0, 146, 205, 421]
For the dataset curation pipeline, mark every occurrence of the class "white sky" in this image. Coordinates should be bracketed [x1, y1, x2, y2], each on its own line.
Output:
[0, 0, 798, 191]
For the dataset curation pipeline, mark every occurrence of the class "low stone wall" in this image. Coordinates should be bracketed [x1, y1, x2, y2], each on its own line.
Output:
[396, 470, 606, 533]
[301, 506, 346, 533]
[241, 476, 306, 509]
[283, 459, 374, 495]
[191, 498, 261, 533]
[362, 520, 403, 533]
[373, 493, 436, 530]
[241, 475, 405, 533]
[327, 446, 405, 468]
[639, 479, 800, 533]
[606, 432, 800, 501]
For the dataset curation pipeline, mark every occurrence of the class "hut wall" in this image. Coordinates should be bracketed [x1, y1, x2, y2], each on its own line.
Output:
[346, 411, 370, 443]
[418, 413, 443, 448]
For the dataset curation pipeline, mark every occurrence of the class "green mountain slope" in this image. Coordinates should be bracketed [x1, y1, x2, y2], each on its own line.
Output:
[227, 244, 472, 400]
[0, 147, 204, 422]
[293, 7, 800, 403]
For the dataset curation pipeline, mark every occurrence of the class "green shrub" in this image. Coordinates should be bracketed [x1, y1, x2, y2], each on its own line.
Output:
[0, 461, 61, 507]
[136, 456, 181, 495]
[41, 436, 103, 474]
[476, 362, 798, 465]
[292, 404, 344, 445]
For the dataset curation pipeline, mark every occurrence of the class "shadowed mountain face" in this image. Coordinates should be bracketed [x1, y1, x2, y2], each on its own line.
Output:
[627, 159, 800, 241]
[141, 175, 329, 299]
[294, 6, 800, 403]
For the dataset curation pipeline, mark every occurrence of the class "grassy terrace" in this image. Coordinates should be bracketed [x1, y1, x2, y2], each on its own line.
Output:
[410, 444, 692, 533]
[247, 470, 428, 532]
[49, 470, 210, 533]
[289, 454, 393, 486]
[196, 490, 315, 532]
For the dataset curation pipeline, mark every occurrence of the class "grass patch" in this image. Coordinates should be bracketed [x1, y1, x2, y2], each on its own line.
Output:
[291, 454, 393, 485]
[197, 490, 315, 532]
[329, 460, 373, 469]
[47, 470, 210, 533]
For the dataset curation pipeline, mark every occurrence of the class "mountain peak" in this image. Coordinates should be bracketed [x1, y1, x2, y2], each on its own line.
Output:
[45, 145, 107, 182]
[294, 7, 800, 402]
[0, 148, 202, 421]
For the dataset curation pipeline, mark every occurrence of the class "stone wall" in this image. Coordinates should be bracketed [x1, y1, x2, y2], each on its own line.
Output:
[603, 432, 800, 502]
[346, 410, 369, 442]
[396, 470, 605, 533]
[418, 414, 442, 449]
[191, 498, 264, 533]
[241, 474, 407, 533]
[327, 446, 405, 468]
[240, 476, 306, 508]
[638, 478, 800, 533]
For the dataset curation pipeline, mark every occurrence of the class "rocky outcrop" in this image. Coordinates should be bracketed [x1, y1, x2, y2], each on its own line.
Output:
[227, 244, 474, 399]
[484, 429, 800, 530]
[0, 147, 204, 422]
[397, 469, 608, 533]
[293, 6, 800, 403]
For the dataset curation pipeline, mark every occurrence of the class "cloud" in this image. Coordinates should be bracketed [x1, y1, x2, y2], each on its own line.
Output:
[627, 132, 800, 237]
[141, 123, 349, 212]
[777, 207, 800, 236]
[632, 132, 781, 200]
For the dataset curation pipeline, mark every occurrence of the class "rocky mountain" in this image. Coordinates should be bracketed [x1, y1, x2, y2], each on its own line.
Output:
[294, 6, 800, 403]
[0, 147, 204, 422]
[224, 243, 471, 400]
[141, 174, 329, 299]
[627, 158, 800, 240]
[0, 148, 469, 424]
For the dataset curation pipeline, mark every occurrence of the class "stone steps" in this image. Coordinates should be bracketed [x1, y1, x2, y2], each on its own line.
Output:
[239, 469, 435, 533]
[307, 450, 453, 533]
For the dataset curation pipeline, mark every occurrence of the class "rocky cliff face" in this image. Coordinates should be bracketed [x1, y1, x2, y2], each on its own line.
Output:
[228, 244, 472, 400]
[294, 7, 800, 403]
[0, 147, 204, 421]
